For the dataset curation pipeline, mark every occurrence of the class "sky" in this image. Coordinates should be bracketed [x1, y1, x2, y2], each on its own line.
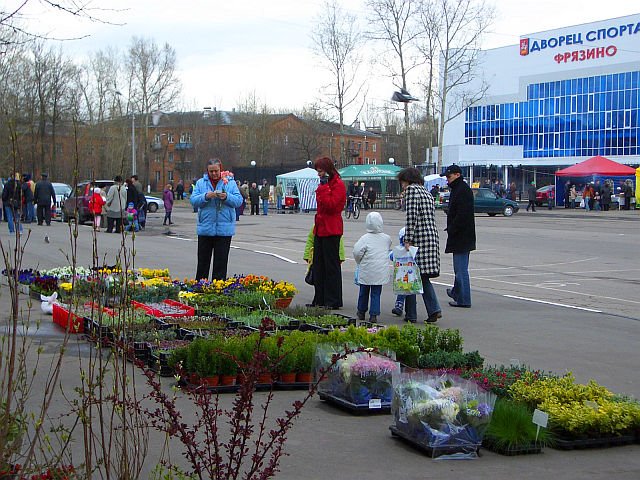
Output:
[13, 0, 640, 121]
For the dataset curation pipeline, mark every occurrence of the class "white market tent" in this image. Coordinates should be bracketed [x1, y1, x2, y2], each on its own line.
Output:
[276, 167, 320, 211]
[424, 173, 447, 190]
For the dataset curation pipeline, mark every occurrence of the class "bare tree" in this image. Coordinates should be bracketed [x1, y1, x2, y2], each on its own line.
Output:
[124, 37, 181, 185]
[366, 0, 424, 166]
[311, 0, 366, 166]
[431, 0, 494, 172]
[1, 1, 120, 47]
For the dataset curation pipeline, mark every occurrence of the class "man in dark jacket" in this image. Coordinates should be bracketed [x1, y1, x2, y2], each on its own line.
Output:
[2, 175, 23, 233]
[442, 164, 475, 308]
[248, 182, 260, 215]
[526, 182, 537, 212]
[34, 173, 57, 226]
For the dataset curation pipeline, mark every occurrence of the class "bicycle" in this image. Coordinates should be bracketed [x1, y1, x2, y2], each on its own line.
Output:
[344, 195, 361, 219]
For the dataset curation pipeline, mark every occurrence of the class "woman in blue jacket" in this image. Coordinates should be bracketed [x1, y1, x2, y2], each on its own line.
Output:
[190, 158, 243, 280]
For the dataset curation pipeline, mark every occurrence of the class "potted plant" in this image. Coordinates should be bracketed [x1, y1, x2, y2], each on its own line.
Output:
[197, 341, 221, 387]
[219, 337, 240, 386]
[483, 399, 551, 455]
[276, 335, 297, 384]
[294, 335, 316, 383]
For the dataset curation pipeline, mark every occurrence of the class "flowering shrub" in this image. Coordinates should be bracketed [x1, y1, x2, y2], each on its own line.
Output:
[509, 373, 640, 437]
[257, 280, 297, 299]
[461, 365, 552, 398]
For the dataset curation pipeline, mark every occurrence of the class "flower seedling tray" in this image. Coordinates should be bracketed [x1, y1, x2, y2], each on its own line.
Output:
[551, 434, 636, 450]
[273, 380, 312, 391]
[482, 437, 543, 456]
[132, 299, 195, 318]
[318, 391, 391, 415]
[389, 425, 480, 458]
[52, 303, 84, 333]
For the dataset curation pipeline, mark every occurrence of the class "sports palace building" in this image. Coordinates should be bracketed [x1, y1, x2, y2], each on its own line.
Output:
[438, 13, 640, 191]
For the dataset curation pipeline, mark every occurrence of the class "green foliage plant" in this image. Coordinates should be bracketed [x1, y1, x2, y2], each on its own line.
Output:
[485, 399, 552, 449]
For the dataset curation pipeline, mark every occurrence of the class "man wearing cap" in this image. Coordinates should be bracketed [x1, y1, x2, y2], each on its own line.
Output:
[442, 165, 475, 308]
[34, 173, 56, 226]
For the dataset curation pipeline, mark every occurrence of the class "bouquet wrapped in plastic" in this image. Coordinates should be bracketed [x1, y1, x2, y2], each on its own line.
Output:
[391, 372, 496, 458]
[315, 345, 400, 406]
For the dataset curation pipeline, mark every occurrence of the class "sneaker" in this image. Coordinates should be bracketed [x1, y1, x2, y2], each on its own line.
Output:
[391, 307, 403, 316]
[403, 317, 417, 324]
[357, 311, 365, 321]
[425, 311, 442, 323]
[369, 315, 378, 323]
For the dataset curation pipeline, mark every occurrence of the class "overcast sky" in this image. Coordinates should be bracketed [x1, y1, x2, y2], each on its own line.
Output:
[15, 0, 640, 118]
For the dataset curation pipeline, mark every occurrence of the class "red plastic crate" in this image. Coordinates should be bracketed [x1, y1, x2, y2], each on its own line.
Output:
[52, 303, 84, 333]
[131, 299, 195, 318]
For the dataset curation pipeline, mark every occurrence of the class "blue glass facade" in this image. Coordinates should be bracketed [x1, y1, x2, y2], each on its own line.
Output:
[465, 71, 640, 158]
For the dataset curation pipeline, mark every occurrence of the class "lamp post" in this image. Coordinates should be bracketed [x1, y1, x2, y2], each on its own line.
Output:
[250, 160, 257, 183]
[391, 88, 419, 168]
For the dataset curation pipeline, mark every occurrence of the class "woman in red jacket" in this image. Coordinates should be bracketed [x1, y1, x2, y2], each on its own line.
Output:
[311, 157, 347, 309]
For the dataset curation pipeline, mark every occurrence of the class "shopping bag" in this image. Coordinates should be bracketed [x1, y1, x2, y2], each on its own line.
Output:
[392, 245, 423, 295]
[579, 199, 585, 208]
[354, 265, 360, 286]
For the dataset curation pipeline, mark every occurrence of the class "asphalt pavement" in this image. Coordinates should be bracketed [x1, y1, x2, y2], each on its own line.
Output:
[0, 203, 638, 479]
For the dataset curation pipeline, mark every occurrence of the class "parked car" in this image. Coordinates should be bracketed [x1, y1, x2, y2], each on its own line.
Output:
[535, 185, 555, 206]
[51, 182, 72, 221]
[62, 180, 114, 224]
[144, 195, 164, 213]
[442, 188, 519, 217]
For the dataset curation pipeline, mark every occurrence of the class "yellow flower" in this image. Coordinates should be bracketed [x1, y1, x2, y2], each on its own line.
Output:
[59, 282, 73, 291]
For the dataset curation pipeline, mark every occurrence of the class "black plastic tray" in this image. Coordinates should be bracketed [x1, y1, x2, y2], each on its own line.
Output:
[389, 425, 480, 457]
[318, 391, 391, 414]
[551, 434, 636, 450]
[482, 437, 543, 456]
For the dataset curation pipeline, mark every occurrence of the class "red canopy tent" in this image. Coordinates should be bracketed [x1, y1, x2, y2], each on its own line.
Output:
[556, 155, 636, 177]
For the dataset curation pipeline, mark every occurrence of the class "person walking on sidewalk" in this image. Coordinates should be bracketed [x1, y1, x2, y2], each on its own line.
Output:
[526, 182, 537, 212]
[34, 173, 56, 226]
[442, 164, 475, 309]
[163, 184, 174, 225]
[353, 212, 392, 323]
[397, 167, 442, 323]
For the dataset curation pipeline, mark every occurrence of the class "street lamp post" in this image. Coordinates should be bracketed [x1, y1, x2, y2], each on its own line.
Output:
[391, 88, 419, 167]
[250, 160, 257, 183]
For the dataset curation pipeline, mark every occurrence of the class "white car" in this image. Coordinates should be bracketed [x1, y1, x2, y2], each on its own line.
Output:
[145, 195, 164, 213]
[52, 182, 72, 221]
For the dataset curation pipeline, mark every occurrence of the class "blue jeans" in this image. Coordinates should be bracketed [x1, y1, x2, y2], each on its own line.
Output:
[5, 206, 22, 233]
[404, 275, 441, 320]
[276, 196, 283, 211]
[450, 252, 471, 306]
[262, 199, 268, 215]
[357, 284, 382, 316]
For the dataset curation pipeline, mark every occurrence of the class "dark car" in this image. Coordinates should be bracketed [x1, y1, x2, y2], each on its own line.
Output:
[535, 185, 555, 206]
[62, 180, 114, 224]
[442, 188, 519, 217]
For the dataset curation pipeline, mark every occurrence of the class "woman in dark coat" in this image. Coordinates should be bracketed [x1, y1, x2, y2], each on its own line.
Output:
[311, 157, 347, 309]
[398, 167, 441, 323]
